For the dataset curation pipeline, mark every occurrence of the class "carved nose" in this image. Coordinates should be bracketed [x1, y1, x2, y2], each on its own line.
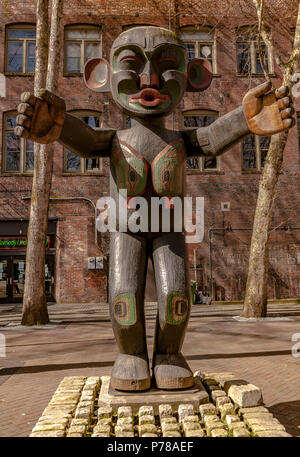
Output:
[140, 62, 160, 89]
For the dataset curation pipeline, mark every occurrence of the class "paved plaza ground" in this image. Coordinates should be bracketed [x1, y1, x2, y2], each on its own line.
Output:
[0, 301, 300, 437]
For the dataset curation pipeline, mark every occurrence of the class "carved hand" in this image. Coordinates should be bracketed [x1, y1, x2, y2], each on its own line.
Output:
[15, 89, 66, 144]
[242, 81, 295, 136]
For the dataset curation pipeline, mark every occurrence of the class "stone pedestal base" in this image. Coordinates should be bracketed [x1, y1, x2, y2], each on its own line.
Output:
[98, 375, 209, 414]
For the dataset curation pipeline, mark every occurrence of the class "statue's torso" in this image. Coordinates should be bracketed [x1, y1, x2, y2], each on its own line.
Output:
[111, 123, 187, 197]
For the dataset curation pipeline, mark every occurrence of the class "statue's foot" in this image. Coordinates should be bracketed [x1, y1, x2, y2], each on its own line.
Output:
[153, 353, 194, 390]
[111, 353, 151, 391]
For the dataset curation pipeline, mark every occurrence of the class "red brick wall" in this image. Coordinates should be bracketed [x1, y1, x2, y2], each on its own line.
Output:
[0, 0, 299, 302]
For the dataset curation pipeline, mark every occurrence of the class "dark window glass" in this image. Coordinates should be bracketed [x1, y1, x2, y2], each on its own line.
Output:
[8, 29, 36, 39]
[25, 140, 34, 171]
[255, 43, 269, 74]
[66, 42, 81, 72]
[259, 136, 271, 167]
[186, 157, 200, 170]
[27, 41, 36, 72]
[6, 132, 21, 171]
[66, 150, 81, 171]
[204, 157, 217, 169]
[79, 116, 100, 128]
[86, 158, 100, 171]
[184, 115, 216, 129]
[237, 43, 251, 74]
[7, 41, 23, 72]
[242, 135, 256, 169]
[184, 43, 195, 63]
[125, 116, 131, 129]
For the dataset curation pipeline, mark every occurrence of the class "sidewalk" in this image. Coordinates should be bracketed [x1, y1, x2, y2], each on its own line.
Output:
[0, 302, 300, 437]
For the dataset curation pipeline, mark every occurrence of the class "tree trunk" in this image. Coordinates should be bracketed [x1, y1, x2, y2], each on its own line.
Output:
[242, 130, 288, 317]
[242, 1, 300, 318]
[22, 0, 63, 325]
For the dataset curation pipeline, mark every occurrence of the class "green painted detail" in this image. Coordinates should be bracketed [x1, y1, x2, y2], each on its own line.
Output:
[111, 141, 148, 196]
[166, 292, 189, 325]
[152, 140, 186, 196]
[114, 293, 136, 325]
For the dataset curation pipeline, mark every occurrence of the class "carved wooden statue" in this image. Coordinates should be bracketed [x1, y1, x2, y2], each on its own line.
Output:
[15, 26, 294, 391]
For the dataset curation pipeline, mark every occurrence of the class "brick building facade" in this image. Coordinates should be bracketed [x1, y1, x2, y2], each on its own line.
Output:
[0, 0, 299, 303]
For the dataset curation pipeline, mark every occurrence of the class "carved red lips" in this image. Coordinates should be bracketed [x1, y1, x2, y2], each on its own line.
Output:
[129, 88, 170, 107]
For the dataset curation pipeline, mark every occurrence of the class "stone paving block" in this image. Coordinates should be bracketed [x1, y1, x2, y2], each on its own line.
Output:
[182, 415, 199, 424]
[32, 423, 66, 432]
[254, 431, 291, 437]
[30, 430, 65, 437]
[70, 418, 89, 427]
[115, 424, 134, 434]
[67, 425, 86, 436]
[238, 406, 269, 417]
[203, 415, 220, 427]
[162, 431, 181, 437]
[219, 403, 235, 420]
[74, 407, 93, 419]
[183, 422, 201, 433]
[184, 429, 205, 437]
[178, 404, 194, 422]
[118, 406, 132, 418]
[97, 418, 112, 426]
[91, 432, 110, 437]
[159, 404, 173, 419]
[98, 406, 112, 419]
[93, 423, 111, 434]
[245, 417, 280, 427]
[199, 403, 217, 419]
[211, 428, 228, 437]
[225, 414, 240, 426]
[211, 390, 227, 401]
[141, 433, 158, 437]
[139, 415, 155, 425]
[161, 422, 180, 433]
[115, 431, 135, 437]
[232, 427, 251, 437]
[138, 424, 157, 435]
[206, 422, 226, 435]
[228, 421, 248, 432]
[226, 382, 263, 408]
[139, 406, 154, 417]
[117, 417, 133, 426]
[251, 423, 286, 433]
[161, 417, 177, 425]
[216, 396, 232, 408]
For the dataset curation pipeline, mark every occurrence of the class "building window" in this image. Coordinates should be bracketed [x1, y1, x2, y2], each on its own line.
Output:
[180, 26, 217, 73]
[236, 28, 273, 75]
[64, 25, 102, 74]
[6, 25, 36, 73]
[183, 110, 219, 172]
[64, 111, 102, 173]
[242, 134, 270, 171]
[2, 113, 34, 173]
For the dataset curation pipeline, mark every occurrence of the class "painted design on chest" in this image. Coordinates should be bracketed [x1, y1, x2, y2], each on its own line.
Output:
[111, 138, 187, 197]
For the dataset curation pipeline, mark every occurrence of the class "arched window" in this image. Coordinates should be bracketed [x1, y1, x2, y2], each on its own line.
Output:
[63, 110, 102, 173]
[236, 26, 273, 75]
[183, 109, 219, 172]
[180, 26, 217, 74]
[64, 25, 102, 75]
[2, 112, 34, 173]
[5, 24, 36, 74]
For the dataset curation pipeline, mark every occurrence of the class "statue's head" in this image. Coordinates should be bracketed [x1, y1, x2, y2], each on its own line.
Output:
[84, 26, 212, 118]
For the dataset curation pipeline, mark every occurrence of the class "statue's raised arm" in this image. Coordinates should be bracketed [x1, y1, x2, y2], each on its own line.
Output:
[15, 89, 115, 157]
[183, 81, 294, 158]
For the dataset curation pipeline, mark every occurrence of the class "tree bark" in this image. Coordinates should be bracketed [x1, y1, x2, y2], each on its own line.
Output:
[22, 0, 63, 325]
[242, 0, 300, 318]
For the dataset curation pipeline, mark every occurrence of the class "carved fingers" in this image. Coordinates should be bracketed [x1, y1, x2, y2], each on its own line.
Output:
[15, 90, 66, 144]
[243, 82, 295, 136]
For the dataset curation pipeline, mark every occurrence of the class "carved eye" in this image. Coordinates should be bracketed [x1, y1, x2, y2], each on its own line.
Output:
[163, 170, 170, 182]
[119, 55, 142, 72]
[157, 49, 179, 71]
[129, 170, 136, 182]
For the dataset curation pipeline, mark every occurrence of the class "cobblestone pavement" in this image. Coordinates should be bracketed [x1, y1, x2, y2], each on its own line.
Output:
[0, 302, 300, 437]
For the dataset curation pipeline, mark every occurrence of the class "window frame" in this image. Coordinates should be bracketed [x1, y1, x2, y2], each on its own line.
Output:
[241, 134, 270, 172]
[5, 24, 36, 75]
[183, 109, 220, 173]
[63, 110, 103, 174]
[2, 111, 34, 175]
[64, 24, 102, 76]
[180, 26, 217, 74]
[236, 28, 274, 76]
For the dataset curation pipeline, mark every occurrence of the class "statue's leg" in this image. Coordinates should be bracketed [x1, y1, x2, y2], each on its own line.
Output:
[109, 231, 150, 391]
[152, 232, 193, 389]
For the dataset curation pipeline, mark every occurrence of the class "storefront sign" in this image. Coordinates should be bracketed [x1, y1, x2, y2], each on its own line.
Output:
[0, 237, 50, 250]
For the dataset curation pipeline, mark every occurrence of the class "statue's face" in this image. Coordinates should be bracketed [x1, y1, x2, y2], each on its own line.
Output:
[110, 27, 187, 118]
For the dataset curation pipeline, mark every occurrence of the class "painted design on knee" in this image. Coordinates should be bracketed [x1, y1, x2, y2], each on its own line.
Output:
[113, 293, 137, 325]
[166, 292, 189, 324]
